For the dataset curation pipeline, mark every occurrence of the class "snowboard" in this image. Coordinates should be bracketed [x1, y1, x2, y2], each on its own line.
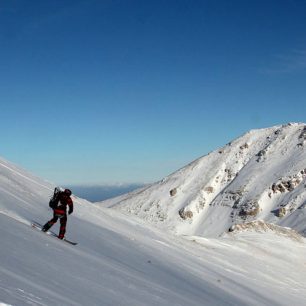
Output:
[31, 221, 78, 245]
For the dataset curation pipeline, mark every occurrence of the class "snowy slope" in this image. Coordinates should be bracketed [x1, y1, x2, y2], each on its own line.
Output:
[104, 123, 306, 238]
[1, 146, 306, 305]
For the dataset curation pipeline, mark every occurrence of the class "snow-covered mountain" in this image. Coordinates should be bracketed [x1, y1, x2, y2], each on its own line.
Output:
[104, 123, 306, 238]
[1, 124, 306, 305]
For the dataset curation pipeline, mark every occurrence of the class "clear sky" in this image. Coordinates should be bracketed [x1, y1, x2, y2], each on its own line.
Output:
[1, 0, 306, 185]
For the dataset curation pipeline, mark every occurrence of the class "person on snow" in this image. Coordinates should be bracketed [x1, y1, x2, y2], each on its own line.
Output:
[42, 188, 73, 239]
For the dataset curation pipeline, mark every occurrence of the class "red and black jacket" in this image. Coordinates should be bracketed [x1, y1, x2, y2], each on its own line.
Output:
[54, 193, 73, 216]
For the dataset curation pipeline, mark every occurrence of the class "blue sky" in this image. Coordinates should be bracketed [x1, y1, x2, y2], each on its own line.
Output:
[1, 0, 306, 185]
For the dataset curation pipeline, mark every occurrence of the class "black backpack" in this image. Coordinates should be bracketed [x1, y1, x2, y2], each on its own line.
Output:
[49, 187, 61, 209]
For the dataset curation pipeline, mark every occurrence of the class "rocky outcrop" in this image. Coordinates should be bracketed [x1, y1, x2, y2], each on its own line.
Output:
[170, 188, 177, 197]
[270, 170, 306, 195]
[228, 220, 303, 242]
[179, 208, 193, 220]
[238, 200, 260, 218]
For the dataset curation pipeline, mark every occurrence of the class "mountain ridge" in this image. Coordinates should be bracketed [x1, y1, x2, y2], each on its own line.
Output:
[103, 122, 306, 237]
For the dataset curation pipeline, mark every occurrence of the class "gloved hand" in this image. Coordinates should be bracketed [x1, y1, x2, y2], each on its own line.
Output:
[68, 207, 73, 215]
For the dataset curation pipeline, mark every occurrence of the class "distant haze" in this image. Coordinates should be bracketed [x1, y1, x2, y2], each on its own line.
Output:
[68, 184, 146, 202]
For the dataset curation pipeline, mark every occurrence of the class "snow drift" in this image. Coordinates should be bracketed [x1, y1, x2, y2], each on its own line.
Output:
[104, 123, 306, 237]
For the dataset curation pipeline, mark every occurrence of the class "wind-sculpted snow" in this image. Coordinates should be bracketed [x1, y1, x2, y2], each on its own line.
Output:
[228, 220, 304, 242]
[105, 123, 306, 238]
[1, 125, 306, 305]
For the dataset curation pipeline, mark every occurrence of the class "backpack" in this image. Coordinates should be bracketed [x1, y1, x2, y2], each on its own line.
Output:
[49, 187, 61, 209]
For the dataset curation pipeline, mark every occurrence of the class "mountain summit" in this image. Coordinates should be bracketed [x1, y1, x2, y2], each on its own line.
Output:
[106, 123, 306, 237]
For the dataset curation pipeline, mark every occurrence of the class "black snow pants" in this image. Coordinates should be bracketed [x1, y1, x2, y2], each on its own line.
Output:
[42, 210, 67, 239]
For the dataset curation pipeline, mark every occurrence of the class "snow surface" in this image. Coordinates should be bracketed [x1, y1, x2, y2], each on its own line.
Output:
[1, 123, 306, 305]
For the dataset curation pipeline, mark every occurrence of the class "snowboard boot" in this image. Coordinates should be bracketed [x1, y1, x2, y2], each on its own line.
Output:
[42, 222, 51, 232]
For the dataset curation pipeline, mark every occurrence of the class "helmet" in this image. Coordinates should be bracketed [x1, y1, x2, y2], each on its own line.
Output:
[64, 189, 72, 196]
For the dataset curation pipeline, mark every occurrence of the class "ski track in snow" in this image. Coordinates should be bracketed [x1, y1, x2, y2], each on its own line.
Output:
[0, 266, 79, 306]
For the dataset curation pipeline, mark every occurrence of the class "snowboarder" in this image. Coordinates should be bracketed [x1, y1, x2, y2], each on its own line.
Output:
[42, 188, 74, 239]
